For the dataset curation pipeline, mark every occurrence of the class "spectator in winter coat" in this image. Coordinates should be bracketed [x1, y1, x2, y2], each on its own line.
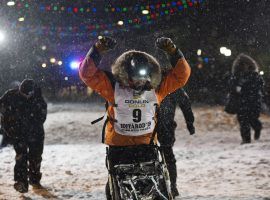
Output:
[157, 87, 195, 197]
[227, 54, 264, 144]
[0, 79, 47, 193]
[0, 81, 20, 148]
[79, 36, 191, 199]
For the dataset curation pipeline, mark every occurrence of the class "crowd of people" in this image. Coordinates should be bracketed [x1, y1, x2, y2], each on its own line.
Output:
[0, 36, 265, 199]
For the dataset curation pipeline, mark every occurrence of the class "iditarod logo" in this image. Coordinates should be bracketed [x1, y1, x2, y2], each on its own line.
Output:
[125, 99, 149, 108]
[120, 121, 152, 132]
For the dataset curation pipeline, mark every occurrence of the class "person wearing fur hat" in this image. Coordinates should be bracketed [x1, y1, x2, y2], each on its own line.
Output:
[0, 79, 47, 193]
[79, 36, 191, 198]
[227, 53, 264, 144]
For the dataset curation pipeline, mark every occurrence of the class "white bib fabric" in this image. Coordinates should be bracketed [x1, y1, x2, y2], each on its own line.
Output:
[113, 83, 158, 136]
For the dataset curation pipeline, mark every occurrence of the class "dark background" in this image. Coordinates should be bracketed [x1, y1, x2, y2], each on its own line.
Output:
[0, 0, 269, 106]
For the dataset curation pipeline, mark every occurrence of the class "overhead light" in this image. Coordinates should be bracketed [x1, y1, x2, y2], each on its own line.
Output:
[142, 10, 149, 15]
[41, 45, 47, 50]
[220, 47, 232, 56]
[64, 77, 69, 81]
[58, 61, 63, 66]
[220, 47, 227, 54]
[197, 49, 202, 56]
[18, 17, 25, 22]
[0, 31, 5, 43]
[50, 58, 56, 63]
[41, 63, 47, 68]
[7, 1, 15, 6]
[117, 20, 124, 26]
[224, 49, 232, 56]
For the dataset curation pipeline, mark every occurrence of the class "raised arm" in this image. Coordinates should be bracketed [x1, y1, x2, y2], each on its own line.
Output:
[155, 37, 191, 103]
[79, 36, 117, 103]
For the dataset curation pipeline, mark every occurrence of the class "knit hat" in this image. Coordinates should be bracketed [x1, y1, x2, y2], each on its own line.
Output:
[19, 79, 35, 95]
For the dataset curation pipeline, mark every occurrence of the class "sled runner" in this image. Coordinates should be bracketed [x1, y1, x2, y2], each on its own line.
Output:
[105, 145, 173, 200]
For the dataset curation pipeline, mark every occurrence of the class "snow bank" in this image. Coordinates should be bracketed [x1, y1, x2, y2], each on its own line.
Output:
[0, 103, 269, 200]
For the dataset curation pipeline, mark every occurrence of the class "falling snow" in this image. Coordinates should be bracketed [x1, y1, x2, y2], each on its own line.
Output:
[0, 103, 270, 200]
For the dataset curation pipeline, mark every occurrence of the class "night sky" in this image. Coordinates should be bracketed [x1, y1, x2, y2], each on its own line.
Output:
[0, 0, 269, 104]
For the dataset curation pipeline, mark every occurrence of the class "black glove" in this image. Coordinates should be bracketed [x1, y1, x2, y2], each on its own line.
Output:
[155, 37, 177, 55]
[95, 36, 117, 54]
[187, 123, 195, 135]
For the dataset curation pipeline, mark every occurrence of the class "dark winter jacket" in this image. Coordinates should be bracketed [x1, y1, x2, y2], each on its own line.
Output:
[157, 88, 195, 146]
[0, 87, 47, 139]
[229, 72, 264, 114]
[29, 87, 47, 124]
[228, 54, 264, 115]
[0, 89, 28, 139]
[28, 87, 47, 139]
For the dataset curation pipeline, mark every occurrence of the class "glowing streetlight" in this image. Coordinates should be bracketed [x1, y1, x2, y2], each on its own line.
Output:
[0, 31, 5, 43]
[220, 47, 227, 54]
[50, 58, 56, 63]
[197, 49, 202, 56]
[64, 77, 69, 81]
[58, 61, 63, 66]
[117, 21, 124, 26]
[41, 63, 47, 68]
[220, 47, 232, 56]
[7, 1, 15, 6]
[142, 10, 149, 15]
[41, 45, 47, 50]
[224, 49, 231, 56]
[18, 17, 25, 22]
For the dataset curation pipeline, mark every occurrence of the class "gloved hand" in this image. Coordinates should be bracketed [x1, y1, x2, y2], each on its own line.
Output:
[95, 36, 117, 54]
[155, 37, 177, 55]
[187, 123, 195, 135]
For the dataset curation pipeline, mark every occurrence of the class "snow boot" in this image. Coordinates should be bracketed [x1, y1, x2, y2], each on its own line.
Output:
[241, 131, 251, 145]
[14, 181, 28, 193]
[29, 180, 43, 189]
[240, 139, 251, 145]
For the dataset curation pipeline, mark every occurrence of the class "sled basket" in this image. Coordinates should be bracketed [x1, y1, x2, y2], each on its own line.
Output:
[106, 145, 173, 200]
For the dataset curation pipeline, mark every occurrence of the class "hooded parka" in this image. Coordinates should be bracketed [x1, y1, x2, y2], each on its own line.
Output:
[229, 54, 264, 143]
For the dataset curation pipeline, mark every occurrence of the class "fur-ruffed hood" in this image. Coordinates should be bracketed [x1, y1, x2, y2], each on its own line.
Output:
[111, 50, 161, 89]
[232, 53, 259, 74]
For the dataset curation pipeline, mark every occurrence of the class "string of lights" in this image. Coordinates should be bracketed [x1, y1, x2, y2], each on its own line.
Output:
[6, 21, 156, 38]
[6, 0, 203, 14]
[5, 0, 204, 37]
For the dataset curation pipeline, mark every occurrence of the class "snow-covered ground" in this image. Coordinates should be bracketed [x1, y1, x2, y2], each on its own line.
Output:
[0, 103, 270, 200]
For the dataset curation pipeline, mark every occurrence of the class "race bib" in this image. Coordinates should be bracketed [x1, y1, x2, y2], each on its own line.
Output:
[113, 83, 157, 136]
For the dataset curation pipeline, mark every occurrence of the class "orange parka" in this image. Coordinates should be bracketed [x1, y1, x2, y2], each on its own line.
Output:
[79, 47, 191, 146]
